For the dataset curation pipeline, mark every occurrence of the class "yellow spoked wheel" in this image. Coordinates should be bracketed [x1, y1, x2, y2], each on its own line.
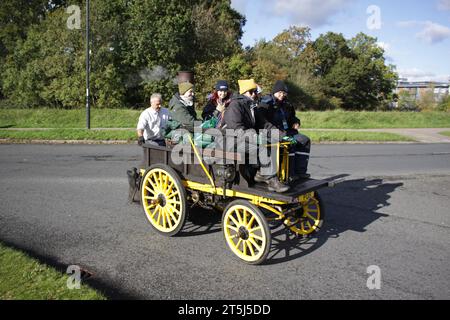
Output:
[141, 164, 187, 236]
[284, 192, 324, 237]
[222, 200, 271, 265]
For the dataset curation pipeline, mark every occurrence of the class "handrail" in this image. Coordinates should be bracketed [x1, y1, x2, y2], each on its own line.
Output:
[187, 135, 216, 192]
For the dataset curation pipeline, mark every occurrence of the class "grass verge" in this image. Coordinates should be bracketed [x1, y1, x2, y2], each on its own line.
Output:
[439, 131, 450, 137]
[0, 129, 413, 142]
[0, 129, 135, 141]
[299, 110, 450, 129]
[0, 242, 106, 300]
[305, 130, 414, 142]
[1, 108, 450, 129]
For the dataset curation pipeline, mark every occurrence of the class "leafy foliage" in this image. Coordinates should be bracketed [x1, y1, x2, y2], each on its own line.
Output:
[0, 1, 399, 111]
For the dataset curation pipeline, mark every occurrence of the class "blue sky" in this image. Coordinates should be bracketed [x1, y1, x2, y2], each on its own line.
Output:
[231, 0, 450, 82]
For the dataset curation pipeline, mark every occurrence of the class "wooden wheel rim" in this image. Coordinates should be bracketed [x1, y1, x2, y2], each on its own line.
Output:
[141, 168, 183, 233]
[285, 194, 321, 236]
[223, 204, 268, 262]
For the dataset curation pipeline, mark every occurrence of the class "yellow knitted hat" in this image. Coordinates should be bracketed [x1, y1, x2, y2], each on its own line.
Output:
[238, 79, 258, 94]
[178, 82, 194, 95]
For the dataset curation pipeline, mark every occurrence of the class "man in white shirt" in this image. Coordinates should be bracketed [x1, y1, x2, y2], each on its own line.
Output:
[136, 93, 170, 146]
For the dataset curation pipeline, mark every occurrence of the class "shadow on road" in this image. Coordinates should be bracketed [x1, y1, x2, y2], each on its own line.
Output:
[263, 178, 403, 265]
[169, 178, 403, 265]
[178, 207, 222, 237]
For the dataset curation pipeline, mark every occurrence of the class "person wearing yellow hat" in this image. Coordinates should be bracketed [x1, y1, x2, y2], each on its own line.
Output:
[168, 81, 198, 132]
[221, 79, 289, 193]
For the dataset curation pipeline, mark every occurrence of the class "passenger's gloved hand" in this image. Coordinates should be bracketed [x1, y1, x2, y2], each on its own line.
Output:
[282, 136, 297, 145]
[138, 136, 145, 146]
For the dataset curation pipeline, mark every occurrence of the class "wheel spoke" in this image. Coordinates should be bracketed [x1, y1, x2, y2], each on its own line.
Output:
[158, 171, 163, 189]
[235, 239, 242, 250]
[246, 240, 256, 256]
[166, 203, 181, 215]
[166, 191, 179, 200]
[166, 198, 181, 205]
[248, 226, 261, 233]
[248, 237, 262, 252]
[246, 216, 255, 229]
[305, 212, 318, 220]
[251, 234, 264, 242]
[306, 221, 313, 230]
[229, 214, 240, 227]
[227, 233, 238, 240]
[166, 206, 179, 223]
[236, 209, 243, 224]
[242, 241, 247, 255]
[163, 173, 169, 190]
[226, 225, 239, 233]
[148, 175, 159, 193]
[165, 209, 173, 228]
[156, 207, 162, 225]
[150, 205, 160, 219]
[144, 186, 157, 195]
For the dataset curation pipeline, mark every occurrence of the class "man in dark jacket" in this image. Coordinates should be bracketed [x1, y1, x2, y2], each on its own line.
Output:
[258, 80, 311, 180]
[222, 79, 289, 193]
[168, 82, 198, 132]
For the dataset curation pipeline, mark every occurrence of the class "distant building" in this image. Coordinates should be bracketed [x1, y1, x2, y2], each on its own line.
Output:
[395, 80, 449, 101]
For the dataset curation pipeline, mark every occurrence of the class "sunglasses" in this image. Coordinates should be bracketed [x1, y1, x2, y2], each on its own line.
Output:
[248, 89, 258, 95]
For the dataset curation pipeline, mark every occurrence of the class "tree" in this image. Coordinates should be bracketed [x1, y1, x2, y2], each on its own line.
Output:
[1, 0, 245, 108]
[311, 32, 398, 110]
[0, 0, 69, 99]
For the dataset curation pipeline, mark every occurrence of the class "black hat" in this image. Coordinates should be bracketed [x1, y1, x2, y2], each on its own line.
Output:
[215, 80, 229, 91]
[272, 80, 288, 94]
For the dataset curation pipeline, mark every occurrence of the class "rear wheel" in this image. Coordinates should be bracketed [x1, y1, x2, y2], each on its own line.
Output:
[284, 191, 324, 237]
[141, 164, 187, 236]
[222, 200, 271, 265]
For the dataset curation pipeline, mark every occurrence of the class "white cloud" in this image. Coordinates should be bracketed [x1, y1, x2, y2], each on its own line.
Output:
[397, 20, 450, 44]
[438, 0, 450, 11]
[417, 21, 450, 44]
[266, 0, 355, 27]
[399, 68, 450, 82]
[396, 20, 419, 28]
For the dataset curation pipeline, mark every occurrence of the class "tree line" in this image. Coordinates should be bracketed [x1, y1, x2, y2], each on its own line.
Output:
[0, 0, 399, 110]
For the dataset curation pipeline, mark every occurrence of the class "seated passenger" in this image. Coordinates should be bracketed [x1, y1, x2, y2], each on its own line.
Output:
[258, 80, 311, 180]
[136, 93, 170, 147]
[168, 82, 198, 132]
[222, 79, 289, 193]
[202, 80, 232, 128]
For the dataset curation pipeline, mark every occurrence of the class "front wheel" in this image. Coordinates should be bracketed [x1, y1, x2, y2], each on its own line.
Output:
[141, 164, 187, 236]
[222, 200, 271, 265]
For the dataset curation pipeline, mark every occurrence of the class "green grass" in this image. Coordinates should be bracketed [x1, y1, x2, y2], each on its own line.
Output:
[1, 108, 450, 129]
[0, 108, 140, 128]
[0, 129, 135, 140]
[0, 242, 106, 300]
[0, 128, 412, 142]
[305, 130, 414, 142]
[439, 131, 450, 137]
[299, 110, 450, 129]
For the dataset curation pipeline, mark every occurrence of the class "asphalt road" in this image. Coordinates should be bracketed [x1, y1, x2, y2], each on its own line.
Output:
[1, 143, 449, 300]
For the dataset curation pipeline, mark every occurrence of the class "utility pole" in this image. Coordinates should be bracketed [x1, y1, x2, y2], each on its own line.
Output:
[86, 0, 90, 129]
